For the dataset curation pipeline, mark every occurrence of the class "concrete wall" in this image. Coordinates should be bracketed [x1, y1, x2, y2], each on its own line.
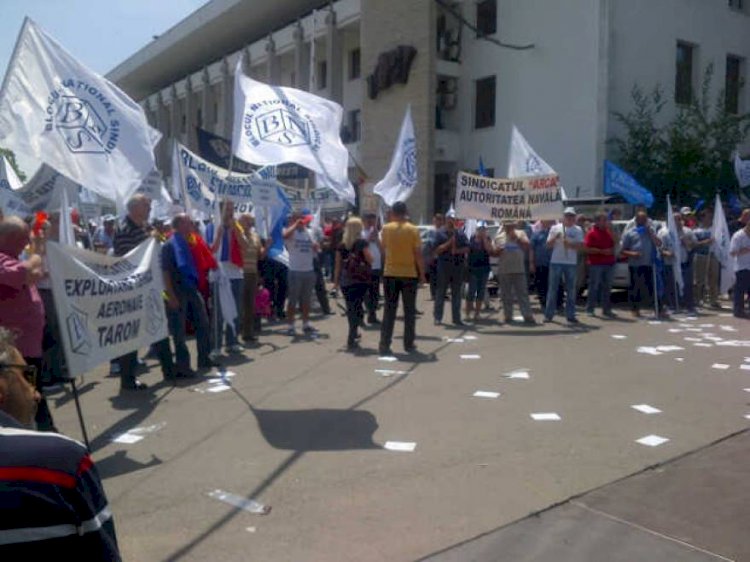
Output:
[360, 0, 435, 218]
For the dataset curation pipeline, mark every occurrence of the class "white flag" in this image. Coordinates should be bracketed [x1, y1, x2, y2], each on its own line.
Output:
[711, 194, 735, 295]
[232, 56, 354, 204]
[59, 185, 76, 246]
[666, 195, 684, 296]
[0, 155, 31, 216]
[734, 153, 750, 188]
[0, 155, 23, 190]
[0, 18, 160, 208]
[507, 125, 556, 178]
[373, 105, 417, 206]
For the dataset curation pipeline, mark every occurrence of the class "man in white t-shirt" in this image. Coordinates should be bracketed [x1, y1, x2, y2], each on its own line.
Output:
[544, 207, 584, 323]
[362, 212, 383, 324]
[729, 217, 750, 318]
[283, 211, 319, 336]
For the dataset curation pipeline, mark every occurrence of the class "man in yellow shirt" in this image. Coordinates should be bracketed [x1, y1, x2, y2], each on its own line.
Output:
[378, 202, 426, 355]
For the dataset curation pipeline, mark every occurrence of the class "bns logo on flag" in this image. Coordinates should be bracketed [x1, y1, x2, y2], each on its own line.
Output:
[525, 155, 543, 175]
[45, 79, 121, 155]
[397, 138, 417, 188]
[243, 101, 321, 151]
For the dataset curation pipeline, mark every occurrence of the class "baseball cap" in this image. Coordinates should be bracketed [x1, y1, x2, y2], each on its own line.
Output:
[680, 206, 693, 215]
[563, 207, 577, 216]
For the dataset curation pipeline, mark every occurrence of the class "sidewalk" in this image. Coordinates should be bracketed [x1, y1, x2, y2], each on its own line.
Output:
[423, 429, 749, 562]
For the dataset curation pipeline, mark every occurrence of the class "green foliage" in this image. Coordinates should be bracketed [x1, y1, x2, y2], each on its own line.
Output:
[0, 147, 26, 182]
[610, 64, 750, 210]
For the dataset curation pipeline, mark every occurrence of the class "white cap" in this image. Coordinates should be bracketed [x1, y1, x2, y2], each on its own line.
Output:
[563, 207, 577, 216]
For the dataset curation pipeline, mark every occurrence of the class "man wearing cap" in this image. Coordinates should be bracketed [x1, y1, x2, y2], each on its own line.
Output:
[621, 211, 664, 317]
[92, 215, 116, 253]
[433, 212, 469, 326]
[544, 208, 584, 324]
[583, 211, 617, 317]
[692, 208, 720, 308]
[493, 221, 535, 324]
[283, 211, 319, 336]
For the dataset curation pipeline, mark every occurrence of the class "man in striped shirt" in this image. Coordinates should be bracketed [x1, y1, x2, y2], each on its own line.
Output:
[0, 327, 121, 559]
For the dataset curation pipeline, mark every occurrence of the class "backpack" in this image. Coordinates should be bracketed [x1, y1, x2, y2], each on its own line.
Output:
[344, 248, 371, 284]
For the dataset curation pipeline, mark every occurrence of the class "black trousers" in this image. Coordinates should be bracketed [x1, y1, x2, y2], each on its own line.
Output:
[262, 259, 288, 319]
[314, 262, 331, 314]
[365, 270, 382, 320]
[342, 283, 368, 345]
[434, 264, 463, 323]
[734, 269, 750, 317]
[628, 265, 661, 312]
[116, 338, 173, 389]
[379, 277, 418, 352]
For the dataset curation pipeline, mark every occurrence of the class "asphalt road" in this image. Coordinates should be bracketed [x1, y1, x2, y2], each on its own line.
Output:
[49, 291, 750, 561]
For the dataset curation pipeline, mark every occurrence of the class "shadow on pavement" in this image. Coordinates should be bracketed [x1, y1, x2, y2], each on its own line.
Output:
[97, 450, 163, 480]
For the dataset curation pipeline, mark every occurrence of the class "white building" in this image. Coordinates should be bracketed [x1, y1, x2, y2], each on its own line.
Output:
[108, 0, 750, 219]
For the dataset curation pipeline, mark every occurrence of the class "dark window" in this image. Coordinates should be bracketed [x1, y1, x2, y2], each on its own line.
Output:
[318, 61, 328, 89]
[476, 0, 497, 37]
[349, 49, 361, 80]
[729, 0, 745, 11]
[675, 42, 694, 105]
[474, 76, 496, 129]
[726, 55, 743, 114]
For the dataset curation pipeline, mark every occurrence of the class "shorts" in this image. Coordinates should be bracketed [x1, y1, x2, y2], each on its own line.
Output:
[467, 269, 489, 301]
[287, 270, 316, 308]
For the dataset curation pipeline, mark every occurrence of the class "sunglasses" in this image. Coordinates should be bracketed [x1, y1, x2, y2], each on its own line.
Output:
[0, 364, 37, 387]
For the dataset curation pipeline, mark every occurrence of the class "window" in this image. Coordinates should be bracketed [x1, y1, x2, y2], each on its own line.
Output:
[345, 109, 361, 143]
[474, 76, 496, 129]
[728, 0, 745, 12]
[476, 0, 497, 37]
[349, 48, 361, 80]
[726, 55, 744, 114]
[318, 61, 328, 89]
[675, 42, 694, 105]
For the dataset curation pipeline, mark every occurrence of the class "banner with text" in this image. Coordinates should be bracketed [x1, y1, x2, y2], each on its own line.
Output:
[47, 238, 168, 375]
[454, 171, 563, 221]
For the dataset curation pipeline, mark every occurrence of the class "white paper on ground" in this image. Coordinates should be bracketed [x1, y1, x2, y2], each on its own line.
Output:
[112, 433, 144, 444]
[463, 335, 478, 340]
[208, 489, 270, 514]
[631, 404, 662, 414]
[378, 356, 398, 362]
[684, 337, 702, 342]
[718, 312, 732, 317]
[208, 370, 237, 382]
[207, 384, 232, 393]
[636, 347, 663, 356]
[648, 320, 663, 325]
[611, 334, 627, 340]
[743, 388, 750, 392]
[693, 343, 713, 347]
[504, 370, 530, 379]
[374, 369, 406, 377]
[460, 354, 481, 360]
[636, 435, 669, 447]
[128, 422, 167, 435]
[698, 323, 716, 328]
[675, 358, 685, 362]
[531, 412, 561, 421]
[667, 329, 683, 333]
[704, 336, 724, 342]
[740, 364, 750, 371]
[384, 441, 417, 452]
[744, 414, 750, 420]
[473, 391, 501, 399]
[711, 363, 730, 370]
[685, 328, 703, 332]
[720, 325, 738, 332]
[444, 338, 465, 343]
[655, 345, 684, 352]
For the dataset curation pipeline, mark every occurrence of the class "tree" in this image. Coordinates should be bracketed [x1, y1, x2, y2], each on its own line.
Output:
[610, 64, 750, 211]
[0, 147, 26, 182]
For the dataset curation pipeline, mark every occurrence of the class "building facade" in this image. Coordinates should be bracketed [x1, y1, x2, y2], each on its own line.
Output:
[108, 0, 750, 220]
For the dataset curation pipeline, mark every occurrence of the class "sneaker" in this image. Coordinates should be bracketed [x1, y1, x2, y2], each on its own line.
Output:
[303, 324, 317, 334]
[567, 317, 580, 324]
[208, 350, 221, 362]
[602, 311, 617, 318]
[543, 317, 553, 323]
[404, 345, 417, 354]
[453, 320, 466, 327]
[285, 326, 296, 336]
[434, 319, 442, 326]
[378, 346, 393, 356]
[226, 345, 244, 354]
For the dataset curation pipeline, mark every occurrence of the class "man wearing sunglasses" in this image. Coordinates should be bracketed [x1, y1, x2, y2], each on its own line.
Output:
[0, 328, 121, 559]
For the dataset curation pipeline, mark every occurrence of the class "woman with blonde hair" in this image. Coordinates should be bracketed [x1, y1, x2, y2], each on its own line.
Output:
[333, 216, 373, 350]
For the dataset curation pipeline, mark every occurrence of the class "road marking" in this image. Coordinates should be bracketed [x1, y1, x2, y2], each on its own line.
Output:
[631, 404, 661, 414]
[473, 391, 500, 399]
[384, 441, 416, 452]
[531, 413, 561, 421]
[636, 434, 669, 447]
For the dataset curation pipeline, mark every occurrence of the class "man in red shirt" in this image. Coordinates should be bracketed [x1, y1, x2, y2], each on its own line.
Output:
[584, 211, 617, 317]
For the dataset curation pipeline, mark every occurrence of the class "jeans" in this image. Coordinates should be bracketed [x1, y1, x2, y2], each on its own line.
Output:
[545, 264, 577, 320]
[342, 283, 368, 345]
[498, 272, 533, 321]
[586, 264, 614, 314]
[734, 269, 750, 317]
[434, 263, 463, 323]
[168, 289, 211, 372]
[215, 277, 244, 348]
[365, 270, 382, 320]
[379, 277, 418, 352]
[628, 265, 658, 312]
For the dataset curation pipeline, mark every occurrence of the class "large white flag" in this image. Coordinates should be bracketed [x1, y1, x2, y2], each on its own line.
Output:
[232, 56, 354, 204]
[734, 153, 750, 188]
[0, 155, 23, 190]
[507, 125, 556, 178]
[0, 155, 30, 216]
[0, 18, 160, 208]
[666, 195, 684, 296]
[373, 105, 417, 206]
[711, 194, 735, 294]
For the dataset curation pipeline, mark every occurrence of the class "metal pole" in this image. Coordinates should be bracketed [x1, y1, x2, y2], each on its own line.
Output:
[70, 379, 91, 451]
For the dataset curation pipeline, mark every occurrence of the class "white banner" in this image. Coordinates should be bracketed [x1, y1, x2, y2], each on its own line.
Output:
[454, 171, 563, 221]
[0, 18, 160, 207]
[47, 238, 168, 375]
[13, 163, 79, 212]
[232, 56, 355, 204]
[374, 105, 417, 206]
[174, 141, 290, 215]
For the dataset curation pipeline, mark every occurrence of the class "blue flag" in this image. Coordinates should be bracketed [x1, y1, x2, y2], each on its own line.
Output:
[478, 156, 488, 177]
[603, 160, 654, 208]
